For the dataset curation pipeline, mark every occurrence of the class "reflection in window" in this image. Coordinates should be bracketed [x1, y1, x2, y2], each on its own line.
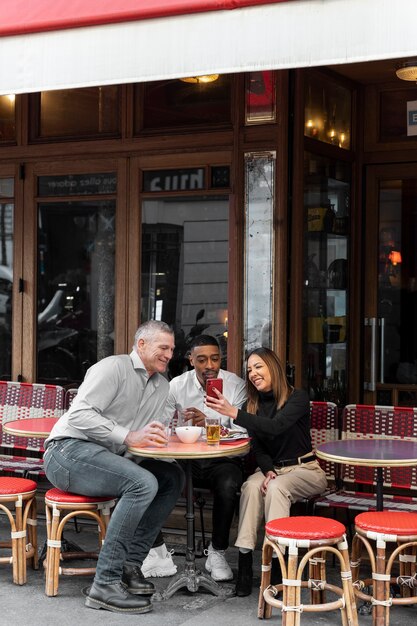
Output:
[138, 76, 232, 131]
[0, 95, 16, 143]
[37, 200, 115, 385]
[244, 153, 275, 356]
[304, 72, 351, 149]
[31, 86, 120, 139]
[0, 178, 14, 379]
[245, 71, 276, 124]
[141, 196, 229, 377]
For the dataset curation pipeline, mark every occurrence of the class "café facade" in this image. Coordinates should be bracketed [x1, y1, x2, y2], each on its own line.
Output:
[1, 0, 417, 409]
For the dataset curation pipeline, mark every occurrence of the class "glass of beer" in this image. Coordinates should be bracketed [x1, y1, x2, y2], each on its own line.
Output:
[205, 416, 220, 446]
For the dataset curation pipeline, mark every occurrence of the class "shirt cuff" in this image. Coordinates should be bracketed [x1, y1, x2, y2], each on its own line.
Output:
[108, 423, 130, 445]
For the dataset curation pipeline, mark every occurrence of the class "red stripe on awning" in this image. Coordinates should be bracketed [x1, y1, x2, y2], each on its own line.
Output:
[0, 0, 289, 37]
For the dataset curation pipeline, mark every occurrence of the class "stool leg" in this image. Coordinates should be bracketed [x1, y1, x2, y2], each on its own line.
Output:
[309, 550, 326, 605]
[338, 540, 359, 626]
[373, 542, 386, 626]
[258, 540, 273, 619]
[9, 517, 19, 584]
[27, 496, 38, 570]
[15, 496, 26, 585]
[45, 505, 61, 597]
[398, 541, 416, 599]
[284, 548, 298, 626]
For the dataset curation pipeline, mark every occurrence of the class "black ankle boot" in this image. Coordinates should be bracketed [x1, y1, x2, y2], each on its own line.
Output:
[270, 557, 282, 586]
[235, 551, 253, 597]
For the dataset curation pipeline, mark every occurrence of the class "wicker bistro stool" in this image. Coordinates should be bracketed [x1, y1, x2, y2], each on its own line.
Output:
[258, 516, 358, 626]
[0, 476, 38, 585]
[351, 511, 417, 626]
[44, 488, 116, 596]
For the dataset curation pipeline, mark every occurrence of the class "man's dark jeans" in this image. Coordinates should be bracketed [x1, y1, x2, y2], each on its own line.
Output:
[44, 438, 184, 584]
[189, 457, 243, 551]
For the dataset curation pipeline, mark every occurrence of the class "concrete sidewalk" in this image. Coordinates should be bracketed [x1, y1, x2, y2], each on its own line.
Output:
[2, 515, 417, 626]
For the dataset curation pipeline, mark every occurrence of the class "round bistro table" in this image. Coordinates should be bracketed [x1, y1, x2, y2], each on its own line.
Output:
[2, 417, 59, 439]
[316, 438, 417, 511]
[128, 435, 250, 600]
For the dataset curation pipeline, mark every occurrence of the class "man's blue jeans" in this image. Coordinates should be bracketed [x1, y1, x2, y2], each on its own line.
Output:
[44, 438, 184, 584]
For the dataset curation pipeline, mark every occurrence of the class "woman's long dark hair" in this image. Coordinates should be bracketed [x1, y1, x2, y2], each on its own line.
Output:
[246, 347, 292, 414]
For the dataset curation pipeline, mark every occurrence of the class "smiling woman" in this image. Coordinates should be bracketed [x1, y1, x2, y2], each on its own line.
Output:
[205, 346, 328, 596]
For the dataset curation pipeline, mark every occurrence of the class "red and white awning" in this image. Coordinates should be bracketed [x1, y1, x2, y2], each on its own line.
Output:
[1, 0, 417, 94]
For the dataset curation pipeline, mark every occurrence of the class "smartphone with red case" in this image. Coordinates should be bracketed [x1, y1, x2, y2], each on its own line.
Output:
[206, 378, 223, 398]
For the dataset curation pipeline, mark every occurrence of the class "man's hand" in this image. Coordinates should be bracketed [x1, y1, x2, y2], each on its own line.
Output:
[260, 471, 276, 496]
[183, 407, 206, 427]
[124, 420, 168, 448]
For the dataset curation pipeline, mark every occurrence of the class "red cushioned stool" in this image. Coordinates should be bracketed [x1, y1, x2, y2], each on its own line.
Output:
[258, 516, 358, 626]
[44, 488, 116, 596]
[351, 511, 417, 626]
[0, 476, 38, 585]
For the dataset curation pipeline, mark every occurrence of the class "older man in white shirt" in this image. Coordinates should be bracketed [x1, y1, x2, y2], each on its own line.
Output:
[142, 335, 247, 582]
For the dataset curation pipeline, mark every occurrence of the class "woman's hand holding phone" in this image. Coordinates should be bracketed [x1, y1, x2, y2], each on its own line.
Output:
[204, 379, 238, 419]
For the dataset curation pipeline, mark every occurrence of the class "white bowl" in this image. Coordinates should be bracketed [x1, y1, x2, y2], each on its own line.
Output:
[175, 426, 202, 443]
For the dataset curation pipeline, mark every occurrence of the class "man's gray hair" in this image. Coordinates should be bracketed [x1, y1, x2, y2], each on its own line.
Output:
[133, 320, 174, 350]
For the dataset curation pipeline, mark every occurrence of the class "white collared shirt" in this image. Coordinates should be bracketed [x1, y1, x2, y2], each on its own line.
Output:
[163, 369, 247, 432]
[45, 350, 169, 454]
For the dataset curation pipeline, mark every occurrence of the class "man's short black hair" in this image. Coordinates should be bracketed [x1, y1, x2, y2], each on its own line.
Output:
[189, 334, 220, 352]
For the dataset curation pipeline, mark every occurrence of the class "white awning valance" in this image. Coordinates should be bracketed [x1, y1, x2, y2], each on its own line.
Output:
[1, 0, 417, 95]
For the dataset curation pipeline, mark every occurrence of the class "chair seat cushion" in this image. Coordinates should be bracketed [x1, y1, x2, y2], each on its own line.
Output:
[355, 511, 417, 535]
[265, 516, 346, 540]
[45, 487, 115, 505]
[0, 476, 37, 495]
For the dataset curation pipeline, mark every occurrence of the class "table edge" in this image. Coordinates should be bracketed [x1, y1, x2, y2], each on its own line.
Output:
[128, 440, 250, 460]
[316, 447, 417, 467]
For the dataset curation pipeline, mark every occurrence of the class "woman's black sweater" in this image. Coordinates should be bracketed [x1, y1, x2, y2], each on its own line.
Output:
[234, 388, 312, 475]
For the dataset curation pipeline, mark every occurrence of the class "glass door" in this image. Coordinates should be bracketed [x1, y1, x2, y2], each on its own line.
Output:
[130, 157, 238, 377]
[364, 164, 417, 406]
[303, 153, 351, 407]
[0, 170, 15, 380]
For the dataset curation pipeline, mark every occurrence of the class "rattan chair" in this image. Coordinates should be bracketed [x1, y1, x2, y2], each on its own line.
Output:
[351, 511, 417, 626]
[258, 515, 358, 626]
[0, 476, 38, 584]
[0, 381, 66, 477]
[44, 487, 116, 596]
[313, 404, 417, 520]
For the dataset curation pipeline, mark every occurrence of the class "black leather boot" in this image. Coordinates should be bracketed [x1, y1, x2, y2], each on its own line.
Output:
[122, 564, 155, 595]
[235, 550, 253, 597]
[85, 581, 153, 614]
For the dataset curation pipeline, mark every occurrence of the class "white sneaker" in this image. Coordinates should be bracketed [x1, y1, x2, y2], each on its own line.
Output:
[141, 544, 177, 578]
[204, 543, 233, 581]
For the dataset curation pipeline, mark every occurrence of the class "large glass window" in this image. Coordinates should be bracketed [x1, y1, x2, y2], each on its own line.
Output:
[37, 174, 116, 385]
[244, 153, 275, 356]
[0, 178, 14, 379]
[141, 196, 229, 377]
[30, 87, 120, 140]
[0, 95, 16, 143]
[137, 76, 232, 131]
[304, 72, 352, 149]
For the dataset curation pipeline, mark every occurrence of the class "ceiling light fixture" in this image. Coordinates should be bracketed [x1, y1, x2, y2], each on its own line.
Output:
[396, 61, 417, 82]
[180, 74, 219, 84]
